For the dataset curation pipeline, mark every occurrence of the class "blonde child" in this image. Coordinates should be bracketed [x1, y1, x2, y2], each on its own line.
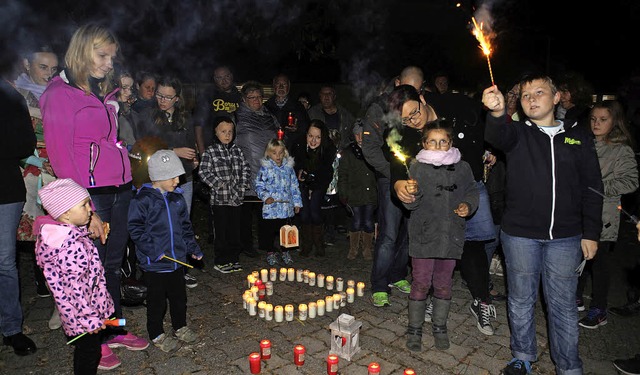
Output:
[198, 116, 251, 273]
[255, 139, 303, 265]
[35, 178, 114, 374]
[128, 150, 203, 353]
[403, 120, 478, 352]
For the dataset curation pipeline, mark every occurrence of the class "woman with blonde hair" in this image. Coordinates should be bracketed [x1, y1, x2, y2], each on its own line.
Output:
[40, 24, 148, 371]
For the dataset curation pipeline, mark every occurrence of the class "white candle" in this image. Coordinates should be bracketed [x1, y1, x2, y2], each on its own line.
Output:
[346, 287, 355, 303]
[287, 268, 295, 282]
[265, 281, 273, 296]
[279, 267, 287, 282]
[308, 302, 317, 318]
[258, 301, 266, 318]
[298, 303, 308, 321]
[357, 282, 365, 297]
[250, 286, 259, 300]
[274, 305, 284, 322]
[269, 268, 278, 282]
[265, 304, 273, 321]
[326, 275, 334, 290]
[296, 269, 304, 282]
[339, 292, 347, 307]
[303, 269, 310, 283]
[243, 291, 251, 309]
[252, 271, 259, 280]
[325, 296, 333, 312]
[260, 269, 268, 283]
[285, 304, 294, 321]
[248, 297, 257, 316]
[247, 274, 255, 288]
[347, 279, 355, 289]
[317, 274, 325, 288]
[336, 277, 344, 292]
[308, 272, 316, 286]
[333, 294, 341, 310]
[317, 299, 325, 316]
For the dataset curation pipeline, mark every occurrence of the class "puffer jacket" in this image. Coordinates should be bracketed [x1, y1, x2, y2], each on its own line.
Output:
[255, 156, 303, 219]
[33, 216, 114, 336]
[128, 184, 203, 272]
[40, 72, 131, 189]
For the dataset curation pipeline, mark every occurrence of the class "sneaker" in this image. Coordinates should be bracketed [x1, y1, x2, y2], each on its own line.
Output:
[469, 298, 496, 335]
[389, 280, 411, 294]
[424, 300, 434, 323]
[579, 307, 607, 329]
[502, 358, 532, 375]
[213, 263, 235, 274]
[98, 344, 121, 370]
[153, 333, 181, 353]
[106, 332, 149, 350]
[609, 299, 640, 317]
[372, 292, 390, 307]
[577, 298, 585, 312]
[184, 273, 198, 288]
[231, 262, 243, 272]
[36, 281, 51, 298]
[48, 308, 62, 330]
[266, 252, 279, 266]
[175, 326, 198, 344]
[281, 251, 294, 265]
[613, 354, 640, 375]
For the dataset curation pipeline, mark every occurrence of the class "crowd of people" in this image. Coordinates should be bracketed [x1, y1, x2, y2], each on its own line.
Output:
[3, 22, 640, 375]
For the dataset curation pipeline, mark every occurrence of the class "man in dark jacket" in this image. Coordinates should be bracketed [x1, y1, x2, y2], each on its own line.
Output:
[264, 73, 310, 152]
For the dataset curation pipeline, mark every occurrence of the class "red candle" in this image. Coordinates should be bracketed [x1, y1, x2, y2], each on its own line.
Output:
[249, 352, 261, 374]
[293, 344, 306, 366]
[260, 339, 271, 360]
[277, 128, 285, 140]
[255, 280, 266, 300]
[368, 362, 381, 374]
[404, 369, 416, 375]
[327, 354, 339, 375]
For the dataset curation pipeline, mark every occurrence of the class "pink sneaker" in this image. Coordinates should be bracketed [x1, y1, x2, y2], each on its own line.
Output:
[98, 344, 121, 370]
[106, 332, 149, 351]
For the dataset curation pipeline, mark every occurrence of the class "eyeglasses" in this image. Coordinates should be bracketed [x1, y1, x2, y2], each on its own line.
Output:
[121, 85, 133, 91]
[424, 139, 451, 148]
[245, 95, 263, 101]
[156, 92, 177, 101]
[401, 102, 421, 125]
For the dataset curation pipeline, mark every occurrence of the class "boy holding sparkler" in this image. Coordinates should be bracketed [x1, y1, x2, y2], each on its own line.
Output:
[483, 74, 603, 375]
[35, 178, 114, 374]
[128, 150, 203, 353]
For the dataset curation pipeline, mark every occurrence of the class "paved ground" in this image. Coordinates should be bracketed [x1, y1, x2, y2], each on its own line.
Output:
[2, 199, 640, 374]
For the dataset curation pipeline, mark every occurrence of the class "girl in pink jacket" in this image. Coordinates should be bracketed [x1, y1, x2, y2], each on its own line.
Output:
[35, 179, 114, 374]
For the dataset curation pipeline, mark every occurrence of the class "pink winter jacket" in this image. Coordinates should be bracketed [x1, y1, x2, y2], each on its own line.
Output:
[34, 215, 114, 336]
[40, 72, 132, 189]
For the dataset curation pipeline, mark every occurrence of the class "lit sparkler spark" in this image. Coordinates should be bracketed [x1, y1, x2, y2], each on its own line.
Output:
[471, 16, 495, 85]
[386, 128, 411, 178]
[588, 186, 639, 224]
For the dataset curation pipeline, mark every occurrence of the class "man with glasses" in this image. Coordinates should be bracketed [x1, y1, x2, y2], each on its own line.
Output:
[264, 73, 310, 152]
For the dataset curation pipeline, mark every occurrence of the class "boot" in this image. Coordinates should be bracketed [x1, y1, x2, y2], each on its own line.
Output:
[406, 299, 426, 351]
[432, 298, 452, 350]
[299, 224, 313, 257]
[362, 231, 374, 260]
[312, 225, 325, 257]
[347, 231, 362, 260]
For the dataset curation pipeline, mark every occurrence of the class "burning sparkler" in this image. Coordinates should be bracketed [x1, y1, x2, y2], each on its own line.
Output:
[471, 16, 495, 86]
[588, 187, 639, 224]
[386, 128, 411, 178]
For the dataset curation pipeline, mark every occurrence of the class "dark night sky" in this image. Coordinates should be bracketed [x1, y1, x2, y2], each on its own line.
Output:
[4, 0, 639, 98]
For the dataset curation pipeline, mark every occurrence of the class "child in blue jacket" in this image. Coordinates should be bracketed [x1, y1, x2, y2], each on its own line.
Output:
[255, 139, 303, 265]
[128, 150, 203, 353]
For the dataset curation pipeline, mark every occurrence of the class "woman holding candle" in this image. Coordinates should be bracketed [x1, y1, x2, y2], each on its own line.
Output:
[402, 119, 479, 351]
[291, 120, 336, 257]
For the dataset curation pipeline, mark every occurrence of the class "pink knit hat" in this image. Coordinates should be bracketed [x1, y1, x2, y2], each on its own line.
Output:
[38, 179, 91, 219]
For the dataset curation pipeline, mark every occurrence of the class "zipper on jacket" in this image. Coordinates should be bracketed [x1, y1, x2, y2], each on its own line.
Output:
[163, 193, 177, 271]
[546, 127, 565, 240]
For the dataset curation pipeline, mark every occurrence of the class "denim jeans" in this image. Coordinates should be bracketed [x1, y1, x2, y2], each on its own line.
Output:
[465, 181, 496, 241]
[299, 188, 324, 225]
[0, 202, 25, 336]
[90, 187, 133, 319]
[501, 231, 583, 375]
[485, 224, 502, 264]
[350, 204, 375, 233]
[370, 177, 409, 293]
[180, 180, 193, 215]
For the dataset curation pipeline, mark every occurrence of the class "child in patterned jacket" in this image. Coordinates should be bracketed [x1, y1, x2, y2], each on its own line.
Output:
[34, 178, 115, 374]
[255, 139, 303, 265]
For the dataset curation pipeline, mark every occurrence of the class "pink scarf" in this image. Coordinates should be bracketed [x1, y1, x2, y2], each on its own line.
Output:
[415, 147, 462, 166]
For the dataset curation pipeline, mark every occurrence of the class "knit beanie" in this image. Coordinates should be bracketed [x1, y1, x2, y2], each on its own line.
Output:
[38, 178, 91, 219]
[147, 149, 185, 181]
